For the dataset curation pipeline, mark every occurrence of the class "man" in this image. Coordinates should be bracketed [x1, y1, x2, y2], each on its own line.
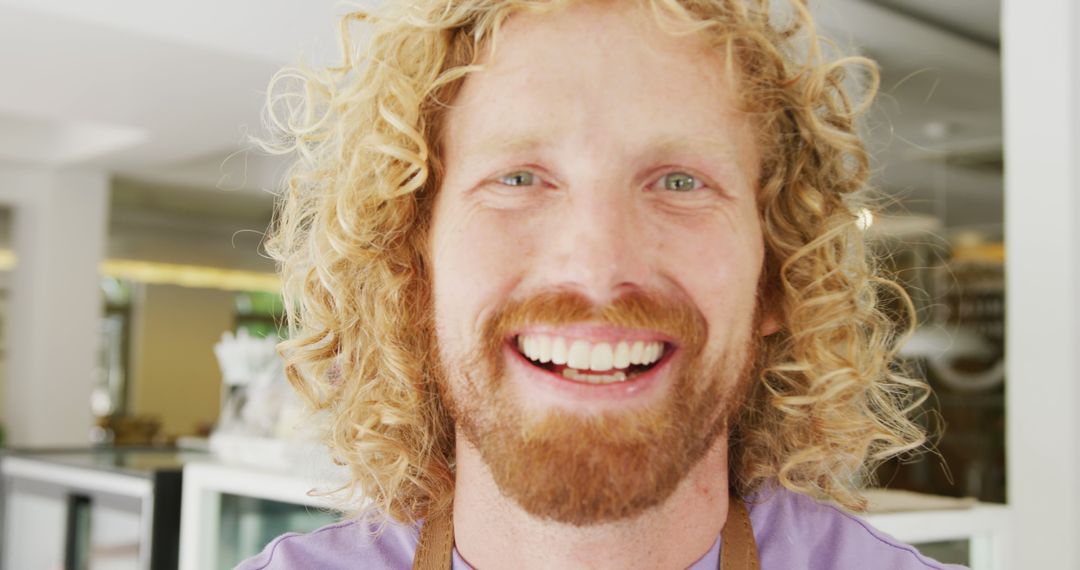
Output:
[241, 0, 962, 568]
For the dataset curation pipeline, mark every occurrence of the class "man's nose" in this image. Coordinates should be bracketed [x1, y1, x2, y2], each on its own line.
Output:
[543, 184, 653, 304]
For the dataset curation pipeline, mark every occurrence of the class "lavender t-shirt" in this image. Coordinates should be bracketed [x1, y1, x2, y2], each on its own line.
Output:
[237, 486, 966, 569]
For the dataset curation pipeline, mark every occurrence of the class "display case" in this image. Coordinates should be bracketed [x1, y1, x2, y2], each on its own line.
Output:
[862, 489, 1009, 569]
[180, 460, 1010, 570]
[179, 459, 342, 570]
[0, 447, 205, 570]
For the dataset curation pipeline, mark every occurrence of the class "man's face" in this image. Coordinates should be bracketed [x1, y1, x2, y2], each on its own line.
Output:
[429, 2, 769, 525]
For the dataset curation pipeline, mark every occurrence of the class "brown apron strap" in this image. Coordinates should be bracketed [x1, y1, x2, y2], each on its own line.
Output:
[413, 507, 454, 570]
[721, 494, 760, 570]
[413, 494, 759, 569]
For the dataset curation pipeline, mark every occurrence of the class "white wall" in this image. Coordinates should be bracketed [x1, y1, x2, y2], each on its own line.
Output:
[0, 165, 108, 447]
[1003, 0, 1080, 566]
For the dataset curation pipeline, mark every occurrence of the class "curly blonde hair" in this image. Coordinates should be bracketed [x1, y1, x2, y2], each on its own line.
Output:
[262, 0, 928, 524]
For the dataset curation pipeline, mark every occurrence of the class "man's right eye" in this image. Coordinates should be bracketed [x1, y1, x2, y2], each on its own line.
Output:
[497, 171, 536, 187]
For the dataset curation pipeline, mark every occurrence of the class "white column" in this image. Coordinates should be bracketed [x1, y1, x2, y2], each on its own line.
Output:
[0, 166, 108, 447]
[1003, 0, 1080, 567]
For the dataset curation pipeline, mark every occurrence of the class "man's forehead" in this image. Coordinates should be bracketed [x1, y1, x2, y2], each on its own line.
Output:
[442, 79, 759, 184]
[440, 2, 758, 178]
[468, 5, 737, 101]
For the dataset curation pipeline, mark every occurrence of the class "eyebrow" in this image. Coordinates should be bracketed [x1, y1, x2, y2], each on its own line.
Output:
[464, 133, 558, 160]
[465, 131, 747, 168]
[648, 134, 744, 167]
[650, 134, 752, 186]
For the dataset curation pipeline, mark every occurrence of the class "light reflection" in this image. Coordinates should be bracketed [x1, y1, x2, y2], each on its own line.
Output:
[0, 249, 279, 293]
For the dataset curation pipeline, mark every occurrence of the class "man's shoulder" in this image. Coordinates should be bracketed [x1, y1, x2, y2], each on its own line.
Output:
[235, 516, 420, 570]
[749, 486, 966, 570]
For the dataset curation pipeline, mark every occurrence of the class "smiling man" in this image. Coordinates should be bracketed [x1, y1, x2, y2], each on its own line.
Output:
[241, 1, 962, 569]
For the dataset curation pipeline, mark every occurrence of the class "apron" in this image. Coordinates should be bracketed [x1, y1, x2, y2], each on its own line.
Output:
[412, 494, 760, 569]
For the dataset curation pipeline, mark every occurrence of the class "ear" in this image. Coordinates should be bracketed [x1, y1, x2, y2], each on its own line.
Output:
[756, 260, 782, 336]
[758, 311, 781, 337]
[756, 277, 782, 337]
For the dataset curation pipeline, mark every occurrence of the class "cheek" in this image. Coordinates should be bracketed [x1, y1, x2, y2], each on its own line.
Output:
[659, 217, 765, 346]
[430, 204, 536, 350]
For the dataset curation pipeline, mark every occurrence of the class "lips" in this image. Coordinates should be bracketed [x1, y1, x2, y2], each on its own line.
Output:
[513, 332, 671, 385]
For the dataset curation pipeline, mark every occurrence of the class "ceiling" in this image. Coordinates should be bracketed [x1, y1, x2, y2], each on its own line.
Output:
[0, 0, 1003, 235]
[864, 0, 1000, 48]
[813, 0, 1002, 234]
[0, 0, 345, 188]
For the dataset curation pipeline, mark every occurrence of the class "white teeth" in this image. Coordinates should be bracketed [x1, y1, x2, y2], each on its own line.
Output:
[551, 337, 568, 365]
[536, 335, 552, 363]
[520, 335, 554, 363]
[567, 340, 591, 369]
[562, 368, 628, 384]
[614, 342, 631, 369]
[517, 335, 666, 370]
[589, 342, 614, 371]
[647, 342, 660, 363]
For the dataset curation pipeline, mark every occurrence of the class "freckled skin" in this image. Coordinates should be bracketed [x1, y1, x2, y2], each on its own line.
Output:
[428, 3, 775, 569]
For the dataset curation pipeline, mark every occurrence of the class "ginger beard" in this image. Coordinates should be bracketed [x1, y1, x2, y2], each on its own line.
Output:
[436, 290, 760, 526]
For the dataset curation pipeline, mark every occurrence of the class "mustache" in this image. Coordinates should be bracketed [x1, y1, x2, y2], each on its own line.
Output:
[480, 289, 708, 356]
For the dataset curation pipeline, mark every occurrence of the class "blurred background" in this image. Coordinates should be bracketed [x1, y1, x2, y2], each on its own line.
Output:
[0, 0, 1072, 568]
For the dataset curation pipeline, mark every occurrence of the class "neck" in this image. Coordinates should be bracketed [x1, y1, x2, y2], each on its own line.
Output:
[451, 433, 730, 570]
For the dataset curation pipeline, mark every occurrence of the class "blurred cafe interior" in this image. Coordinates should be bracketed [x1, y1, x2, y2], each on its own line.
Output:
[0, 0, 1073, 568]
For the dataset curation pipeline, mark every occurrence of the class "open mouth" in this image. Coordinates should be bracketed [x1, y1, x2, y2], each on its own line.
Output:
[514, 334, 671, 385]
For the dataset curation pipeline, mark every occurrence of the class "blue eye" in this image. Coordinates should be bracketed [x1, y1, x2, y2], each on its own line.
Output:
[498, 171, 535, 187]
[661, 172, 700, 192]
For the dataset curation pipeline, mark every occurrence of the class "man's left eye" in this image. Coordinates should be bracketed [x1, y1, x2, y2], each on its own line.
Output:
[497, 171, 536, 187]
[660, 172, 701, 192]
